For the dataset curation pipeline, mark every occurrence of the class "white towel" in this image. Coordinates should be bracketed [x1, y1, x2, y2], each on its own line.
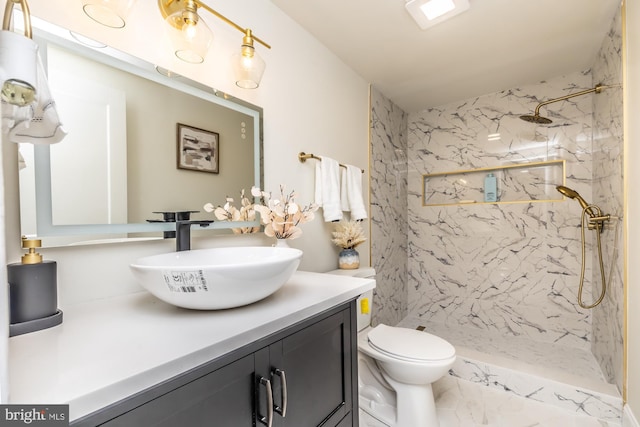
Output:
[4, 55, 66, 144]
[314, 156, 343, 222]
[340, 164, 368, 221]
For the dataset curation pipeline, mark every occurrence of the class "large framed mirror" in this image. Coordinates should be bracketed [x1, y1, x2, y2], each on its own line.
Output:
[17, 16, 263, 247]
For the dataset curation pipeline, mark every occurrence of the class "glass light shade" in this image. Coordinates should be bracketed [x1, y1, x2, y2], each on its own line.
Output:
[165, 9, 213, 64]
[81, 0, 137, 28]
[0, 31, 38, 106]
[232, 45, 266, 89]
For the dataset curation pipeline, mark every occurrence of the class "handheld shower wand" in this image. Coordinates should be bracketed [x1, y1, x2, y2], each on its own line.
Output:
[556, 185, 610, 309]
[556, 185, 596, 217]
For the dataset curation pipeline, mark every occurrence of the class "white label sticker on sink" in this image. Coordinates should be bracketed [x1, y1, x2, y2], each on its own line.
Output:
[163, 270, 209, 293]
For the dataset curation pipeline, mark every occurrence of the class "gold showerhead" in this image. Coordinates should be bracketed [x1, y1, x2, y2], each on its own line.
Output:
[519, 114, 552, 124]
[520, 84, 618, 125]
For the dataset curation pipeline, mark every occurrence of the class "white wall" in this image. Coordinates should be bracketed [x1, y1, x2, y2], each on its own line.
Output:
[0, 134, 9, 402]
[3, 1, 370, 308]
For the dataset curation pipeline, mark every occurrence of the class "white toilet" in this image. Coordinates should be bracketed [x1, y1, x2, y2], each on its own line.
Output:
[328, 268, 456, 427]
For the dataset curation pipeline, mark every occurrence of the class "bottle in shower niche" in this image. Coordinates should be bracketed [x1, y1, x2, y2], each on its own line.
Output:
[484, 172, 497, 202]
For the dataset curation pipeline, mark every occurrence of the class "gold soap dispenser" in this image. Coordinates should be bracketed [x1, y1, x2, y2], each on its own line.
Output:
[7, 236, 63, 336]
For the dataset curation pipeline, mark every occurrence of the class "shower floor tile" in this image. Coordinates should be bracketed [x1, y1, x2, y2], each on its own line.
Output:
[386, 316, 622, 424]
[396, 317, 615, 394]
[359, 376, 620, 427]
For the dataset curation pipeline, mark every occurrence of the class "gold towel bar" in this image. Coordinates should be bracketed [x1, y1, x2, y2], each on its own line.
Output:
[298, 152, 364, 173]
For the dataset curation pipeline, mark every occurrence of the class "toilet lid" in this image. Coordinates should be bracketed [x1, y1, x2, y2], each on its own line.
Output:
[367, 324, 455, 362]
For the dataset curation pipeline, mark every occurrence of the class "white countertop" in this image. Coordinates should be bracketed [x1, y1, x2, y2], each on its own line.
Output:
[8, 271, 375, 422]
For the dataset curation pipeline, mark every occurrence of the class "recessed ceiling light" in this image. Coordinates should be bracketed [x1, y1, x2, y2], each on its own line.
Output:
[405, 0, 470, 30]
[420, 0, 455, 20]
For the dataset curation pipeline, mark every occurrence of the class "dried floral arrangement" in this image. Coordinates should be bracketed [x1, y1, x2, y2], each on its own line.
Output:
[252, 185, 318, 240]
[205, 186, 318, 239]
[204, 189, 260, 234]
[331, 220, 366, 250]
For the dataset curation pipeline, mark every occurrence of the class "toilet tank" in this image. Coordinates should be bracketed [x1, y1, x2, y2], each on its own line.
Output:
[326, 268, 375, 332]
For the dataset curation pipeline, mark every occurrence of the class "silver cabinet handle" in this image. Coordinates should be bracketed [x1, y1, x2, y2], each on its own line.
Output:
[258, 377, 274, 427]
[273, 369, 288, 417]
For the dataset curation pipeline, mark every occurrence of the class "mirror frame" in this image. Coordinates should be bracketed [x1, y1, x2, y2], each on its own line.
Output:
[23, 16, 263, 240]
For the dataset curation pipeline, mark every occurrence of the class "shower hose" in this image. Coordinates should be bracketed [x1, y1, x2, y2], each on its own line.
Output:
[577, 205, 607, 309]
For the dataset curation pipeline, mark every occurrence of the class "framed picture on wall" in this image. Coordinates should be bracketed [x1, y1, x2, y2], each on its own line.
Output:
[177, 123, 220, 173]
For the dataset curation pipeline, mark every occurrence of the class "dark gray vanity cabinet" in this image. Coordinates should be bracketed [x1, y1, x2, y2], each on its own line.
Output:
[96, 355, 257, 427]
[71, 301, 357, 427]
[269, 310, 353, 426]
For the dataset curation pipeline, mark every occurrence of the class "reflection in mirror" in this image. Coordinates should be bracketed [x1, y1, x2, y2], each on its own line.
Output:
[17, 16, 263, 247]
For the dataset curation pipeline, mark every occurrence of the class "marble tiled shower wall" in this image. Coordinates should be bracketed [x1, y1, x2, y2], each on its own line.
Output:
[404, 3, 624, 385]
[370, 88, 409, 327]
[369, 6, 623, 392]
[591, 6, 624, 391]
[407, 70, 597, 351]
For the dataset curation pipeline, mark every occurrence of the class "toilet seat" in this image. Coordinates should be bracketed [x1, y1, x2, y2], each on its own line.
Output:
[367, 324, 455, 363]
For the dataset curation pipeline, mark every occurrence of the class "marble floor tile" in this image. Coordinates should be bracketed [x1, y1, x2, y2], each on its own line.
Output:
[359, 376, 620, 427]
[360, 317, 622, 426]
[396, 317, 606, 385]
[434, 376, 619, 427]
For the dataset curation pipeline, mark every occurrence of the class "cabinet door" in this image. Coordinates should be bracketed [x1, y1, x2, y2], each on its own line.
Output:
[269, 309, 352, 427]
[100, 355, 255, 427]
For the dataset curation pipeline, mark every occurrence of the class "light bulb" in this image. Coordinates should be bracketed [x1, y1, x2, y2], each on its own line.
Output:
[164, 6, 212, 64]
[241, 56, 254, 69]
[240, 46, 255, 69]
[232, 30, 266, 89]
[182, 21, 198, 42]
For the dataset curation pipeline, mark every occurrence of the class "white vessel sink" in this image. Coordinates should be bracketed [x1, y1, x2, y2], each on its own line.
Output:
[130, 246, 303, 310]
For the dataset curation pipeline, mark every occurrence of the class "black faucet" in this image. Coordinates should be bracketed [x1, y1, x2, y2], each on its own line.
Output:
[175, 220, 214, 251]
[148, 211, 200, 239]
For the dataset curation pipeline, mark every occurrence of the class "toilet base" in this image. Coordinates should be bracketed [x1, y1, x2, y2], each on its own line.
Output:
[359, 394, 394, 426]
[359, 363, 440, 427]
[389, 379, 438, 427]
[359, 383, 439, 427]
[359, 354, 395, 426]
[357, 327, 451, 427]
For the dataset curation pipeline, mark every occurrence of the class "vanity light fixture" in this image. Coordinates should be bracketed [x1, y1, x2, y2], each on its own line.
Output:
[161, 0, 212, 64]
[231, 29, 265, 89]
[405, 0, 470, 30]
[81, 0, 138, 29]
[158, 0, 271, 88]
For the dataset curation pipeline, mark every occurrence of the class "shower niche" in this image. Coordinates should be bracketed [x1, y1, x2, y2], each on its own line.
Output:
[422, 159, 565, 206]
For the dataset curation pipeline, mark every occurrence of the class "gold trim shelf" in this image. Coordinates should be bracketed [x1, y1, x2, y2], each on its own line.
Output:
[422, 159, 566, 207]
